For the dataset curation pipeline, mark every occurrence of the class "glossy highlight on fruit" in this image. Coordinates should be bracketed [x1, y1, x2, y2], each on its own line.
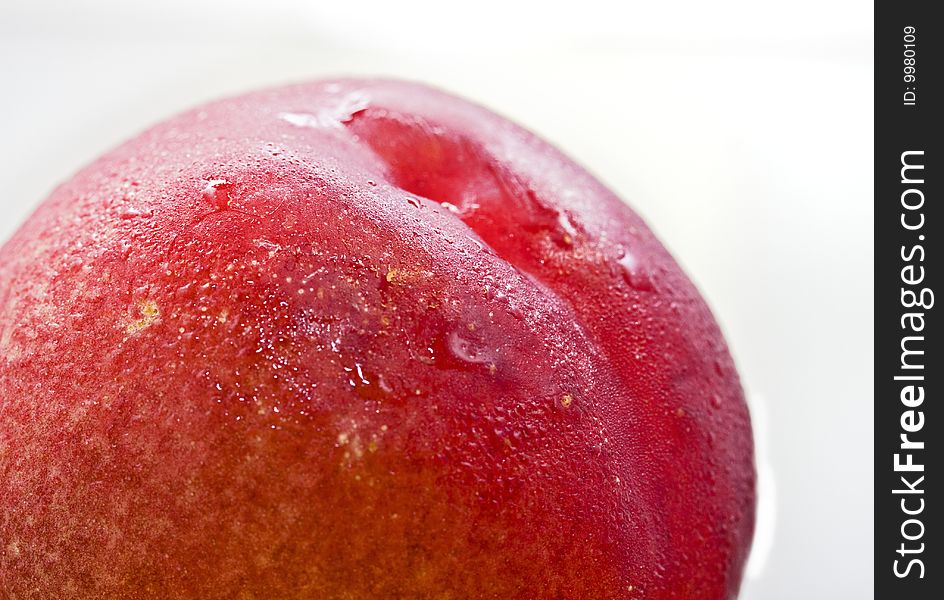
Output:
[0, 79, 754, 598]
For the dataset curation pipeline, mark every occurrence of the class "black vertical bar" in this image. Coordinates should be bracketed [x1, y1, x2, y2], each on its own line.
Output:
[875, 1, 940, 597]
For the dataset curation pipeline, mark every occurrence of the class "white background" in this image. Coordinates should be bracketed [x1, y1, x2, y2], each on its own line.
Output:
[0, 1, 873, 598]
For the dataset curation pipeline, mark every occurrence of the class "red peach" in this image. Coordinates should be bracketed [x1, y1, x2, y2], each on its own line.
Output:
[0, 79, 754, 598]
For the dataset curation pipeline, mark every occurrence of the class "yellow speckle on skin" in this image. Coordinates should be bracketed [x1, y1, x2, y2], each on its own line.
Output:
[675, 407, 686, 417]
[126, 299, 160, 334]
[384, 267, 424, 285]
[337, 430, 364, 459]
[217, 308, 229, 324]
[561, 394, 573, 409]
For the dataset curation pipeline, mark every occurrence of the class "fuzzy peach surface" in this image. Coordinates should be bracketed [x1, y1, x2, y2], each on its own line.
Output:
[0, 79, 754, 599]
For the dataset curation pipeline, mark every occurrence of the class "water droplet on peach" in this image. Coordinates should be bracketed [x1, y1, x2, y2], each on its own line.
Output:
[617, 249, 654, 292]
[446, 329, 490, 365]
